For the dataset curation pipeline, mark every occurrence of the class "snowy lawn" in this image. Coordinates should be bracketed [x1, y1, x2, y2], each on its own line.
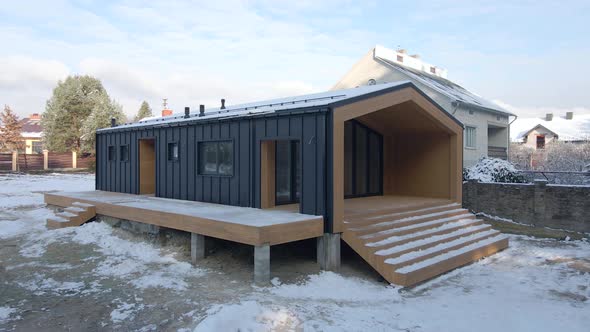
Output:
[0, 173, 589, 331]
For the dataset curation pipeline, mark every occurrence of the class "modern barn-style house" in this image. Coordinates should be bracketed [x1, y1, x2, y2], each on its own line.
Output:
[45, 81, 508, 286]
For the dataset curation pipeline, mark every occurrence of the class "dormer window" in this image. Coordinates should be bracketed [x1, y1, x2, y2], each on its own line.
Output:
[397, 55, 403, 63]
[430, 66, 436, 74]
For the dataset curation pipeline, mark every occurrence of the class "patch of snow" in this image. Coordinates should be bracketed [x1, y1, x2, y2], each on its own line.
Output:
[17, 274, 86, 296]
[464, 157, 525, 183]
[194, 301, 300, 332]
[110, 301, 144, 323]
[0, 307, 19, 323]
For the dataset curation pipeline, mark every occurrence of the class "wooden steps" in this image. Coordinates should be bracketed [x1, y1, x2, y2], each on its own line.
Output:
[47, 202, 96, 229]
[342, 202, 508, 287]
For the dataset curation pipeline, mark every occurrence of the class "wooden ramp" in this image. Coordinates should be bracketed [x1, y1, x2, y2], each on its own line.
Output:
[342, 197, 508, 287]
[47, 202, 96, 229]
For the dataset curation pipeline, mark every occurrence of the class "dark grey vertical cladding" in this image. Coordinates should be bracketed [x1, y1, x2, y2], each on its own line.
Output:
[253, 119, 266, 208]
[195, 125, 204, 201]
[187, 126, 196, 201]
[130, 130, 137, 194]
[173, 127, 181, 199]
[239, 121, 251, 207]
[325, 110, 334, 233]
[229, 122, 240, 206]
[301, 115, 317, 215]
[210, 123, 220, 203]
[158, 127, 167, 198]
[315, 113, 326, 218]
[219, 122, 231, 204]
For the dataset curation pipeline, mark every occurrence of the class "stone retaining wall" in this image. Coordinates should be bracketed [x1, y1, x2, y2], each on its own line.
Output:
[463, 180, 590, 233]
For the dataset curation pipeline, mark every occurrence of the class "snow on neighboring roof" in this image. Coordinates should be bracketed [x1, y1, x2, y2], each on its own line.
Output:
[100, 80, 457, 132]
[373, 45, 513, 116]
[510, 114, 590, 142]
[20, 132, 42, 138]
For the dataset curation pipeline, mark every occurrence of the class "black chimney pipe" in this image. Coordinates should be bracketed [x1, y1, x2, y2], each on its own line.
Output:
[199, 104, 205, 117]
[221, 99, 226, 110]
[111, 117, 116, 127]
[184, 106, 190, 118]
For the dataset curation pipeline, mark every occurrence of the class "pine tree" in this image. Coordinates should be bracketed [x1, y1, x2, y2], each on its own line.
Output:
[0, 105, 24, 152]
[80, 94, 126, 153]
[134, 101, 153, 122]
[41, 75, 111, 153]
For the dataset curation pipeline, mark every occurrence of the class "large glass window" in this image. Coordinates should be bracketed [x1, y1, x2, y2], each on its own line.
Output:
[275, 140, 300, 205]
[344, 120, 382, 198]
[198, 141, 233, 176]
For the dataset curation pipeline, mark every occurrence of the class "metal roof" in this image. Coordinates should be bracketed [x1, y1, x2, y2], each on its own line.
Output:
[99, 80, 462, 132]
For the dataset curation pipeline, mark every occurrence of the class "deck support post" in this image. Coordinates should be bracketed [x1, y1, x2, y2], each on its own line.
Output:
[254, 243, 270, 284]
[317, 233, 341, 271]
[191, 233, 205, 264]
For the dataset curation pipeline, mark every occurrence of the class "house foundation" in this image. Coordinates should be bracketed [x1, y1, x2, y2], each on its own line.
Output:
[191, 233, 206, 264]
[317, 233, 341, 271]
[254, 243, 270, 284]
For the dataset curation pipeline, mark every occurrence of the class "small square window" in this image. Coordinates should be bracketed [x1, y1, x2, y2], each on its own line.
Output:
[120, 145, 129, 162]
[108, 146, 116, 161]
[430, 66, 436, 74]
[397, 55, 403, 63]
[168, 142, 179, 161]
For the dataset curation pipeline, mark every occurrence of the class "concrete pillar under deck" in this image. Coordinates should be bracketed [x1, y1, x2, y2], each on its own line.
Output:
[191, 233, 205, 265]
[254, 243, 270, 285]
[317, 233, 341, 271]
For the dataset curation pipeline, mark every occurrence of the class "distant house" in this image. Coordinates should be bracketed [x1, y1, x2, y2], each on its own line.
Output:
[511, 112, 590, 149]
[19, 113, 43, 154]
[333, 45, 515, 166]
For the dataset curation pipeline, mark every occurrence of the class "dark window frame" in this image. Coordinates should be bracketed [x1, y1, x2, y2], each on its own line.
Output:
[274, 140, 301, 205]
[344, 120, 383, 199]
[107, 145, 116, 162]
[167, 142, 179, 162]
[197, 140, 234, 177]
[119, 144, 129, 162]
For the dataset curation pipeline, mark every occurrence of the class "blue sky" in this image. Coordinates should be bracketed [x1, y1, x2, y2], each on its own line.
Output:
[1, 0, 589, 118]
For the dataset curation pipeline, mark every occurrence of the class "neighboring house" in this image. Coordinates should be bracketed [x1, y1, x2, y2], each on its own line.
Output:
[333, 45, 515, 166]
[47, 81, 508, 286]
[511, 112, 590, 149]
[19, 113, 44, 154]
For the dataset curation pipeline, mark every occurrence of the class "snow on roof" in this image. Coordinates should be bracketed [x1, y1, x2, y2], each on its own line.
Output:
[99, 81, 431, 132]
[510, 114, 590, 142]
[373, 45, 513, 116]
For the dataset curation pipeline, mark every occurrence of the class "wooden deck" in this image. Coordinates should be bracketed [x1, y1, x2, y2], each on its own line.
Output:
[344, 195, 451, 219]
[44, 191, 324, 246]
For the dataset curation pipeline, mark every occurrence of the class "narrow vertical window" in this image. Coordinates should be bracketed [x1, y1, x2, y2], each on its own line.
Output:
[168, 142, 179, 161]
[465, 126, 476, 148]
[275, 140, 300, 205]
[120, 145, 129, 162]
[108, 146, 116, 161]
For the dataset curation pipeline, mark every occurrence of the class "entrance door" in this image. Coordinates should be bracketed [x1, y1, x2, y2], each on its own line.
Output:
[139, 139, 156, 195]
[275, 140, 301, 205]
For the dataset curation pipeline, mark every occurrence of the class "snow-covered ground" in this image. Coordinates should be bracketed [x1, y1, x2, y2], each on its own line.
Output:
[0, 173, 589, 331]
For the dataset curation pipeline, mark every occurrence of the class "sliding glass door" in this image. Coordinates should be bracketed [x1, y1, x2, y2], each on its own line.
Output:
[344, 120, 383, 198]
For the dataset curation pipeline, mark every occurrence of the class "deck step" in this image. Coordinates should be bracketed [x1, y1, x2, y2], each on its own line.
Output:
[345, 203, 461, 226]
[390, 235, 509, 285]
[359, 214, 476, 242]
[374, 224, 492, 258]
[348, 208, 468, 234]
[46, 202, 96, 229]
[384, 229, 500, 269]
[365, 219, 483, 248]
[342, 204, 508, 287]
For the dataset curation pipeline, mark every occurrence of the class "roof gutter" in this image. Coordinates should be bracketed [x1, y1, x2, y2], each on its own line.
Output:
[451, 100, 515, 117]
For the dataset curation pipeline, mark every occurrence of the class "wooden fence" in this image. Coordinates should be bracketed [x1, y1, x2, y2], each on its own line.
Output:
[0, 151, 94, 172]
